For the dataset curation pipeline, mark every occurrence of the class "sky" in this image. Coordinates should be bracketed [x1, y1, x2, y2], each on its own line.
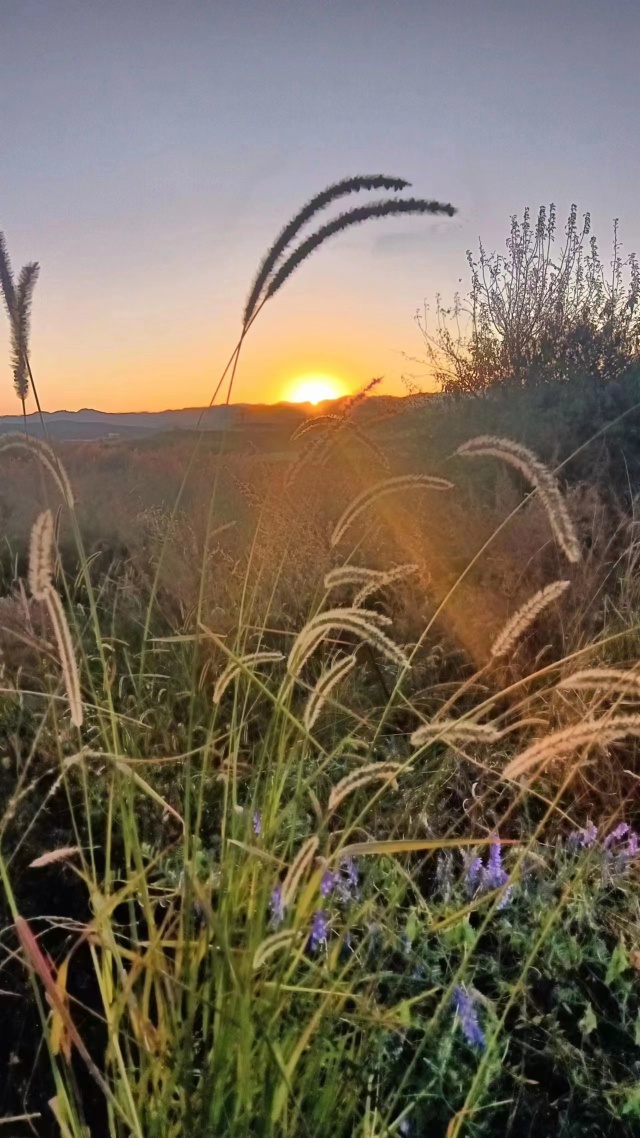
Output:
[0, 0, 639, 413]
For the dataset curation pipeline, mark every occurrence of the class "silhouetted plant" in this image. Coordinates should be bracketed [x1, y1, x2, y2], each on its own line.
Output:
[0, 231, 40, 416]
[411, 205, 640, 395]
[264, 196, 456, 304]
[243, 173, 411, 325]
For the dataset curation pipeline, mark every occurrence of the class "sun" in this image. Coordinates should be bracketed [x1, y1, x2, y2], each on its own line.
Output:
[284, 372, 347, 405]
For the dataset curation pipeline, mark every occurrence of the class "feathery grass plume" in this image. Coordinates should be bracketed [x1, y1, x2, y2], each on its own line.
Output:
[292, 414, 389, 469]
[456, 435, 580, 563]
[0, 231, 17, 317]
[266, 197, 457, 303]
[44, 587, 83, 728]
[324, 563, 419, 606]
[291, 414, 342, 442]
[287, 607, 410, 677]
[0, 434, 74, 507]
[331, 474, 453, 547]
[502, 714, 640, 781]
[303, 653, 356, 731]
[212, 650, 284, 704]
[281, 835, 319, 908]
[27, 512, 82, 726]
[410, 719, 502, 747]
[28, 509, 54, 601]
[253, 929, 300, 971]
[490, 579, 571, 659]
[354, 563, 419, 607]
[558, 668, 640, 697]
[12, 262, 39, 403]
[243, 175, 410, 325]
[29, 846, 81, 869]
[324, 566, 389, 591]
[328, 762, 404, 812]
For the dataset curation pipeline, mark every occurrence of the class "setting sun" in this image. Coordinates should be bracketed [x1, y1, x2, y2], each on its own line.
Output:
[284, 373, 348, 405]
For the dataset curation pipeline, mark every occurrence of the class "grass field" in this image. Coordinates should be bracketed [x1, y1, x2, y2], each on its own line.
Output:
[3, 182, 640, 1137]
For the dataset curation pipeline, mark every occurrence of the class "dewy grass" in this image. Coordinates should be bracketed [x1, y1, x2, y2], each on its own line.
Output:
[4, 182, 640, 1138]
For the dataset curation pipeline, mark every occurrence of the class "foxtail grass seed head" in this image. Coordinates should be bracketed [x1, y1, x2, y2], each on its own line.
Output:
[558, 668, 640, 697]
[331, 474, 453, 547]
[0, 231, 17, 317]
[29, 510, 54, 600]
[244, 175, 411, 324]
[410, 718, 501, 747]
[266, 197, 457, 304]
[324, 566, 387, 591]
[0, 434, 74, 508]
[490, 579, 571, 659]
[324, 563, 419, 606]
[281, 835, 320, 909]
[456, 435, 580, 563]
[328, 762, 404, 812]
[502, 713, 640, 781]
[303, 653, 356, 731]
[29, 845, 81, 869]
[253, 929, 299, 970]
[287, 607, 409, 677]
[44, 588, 83, 728]
[12, 262, 39, 402]
[212, 650, 283, 704]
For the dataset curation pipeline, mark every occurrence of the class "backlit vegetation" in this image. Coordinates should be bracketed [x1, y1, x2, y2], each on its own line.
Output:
[1, 184, 640, 1137]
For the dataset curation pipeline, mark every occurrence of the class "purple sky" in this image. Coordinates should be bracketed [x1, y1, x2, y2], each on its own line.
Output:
[0, 0, 638, 411]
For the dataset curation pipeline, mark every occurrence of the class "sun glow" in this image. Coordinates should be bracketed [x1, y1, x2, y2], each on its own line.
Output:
[285, 373, 348, 405]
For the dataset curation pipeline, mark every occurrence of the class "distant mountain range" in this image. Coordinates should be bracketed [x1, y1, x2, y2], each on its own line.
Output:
[0, 396, 414, 441]
[0, 403, 297, 441]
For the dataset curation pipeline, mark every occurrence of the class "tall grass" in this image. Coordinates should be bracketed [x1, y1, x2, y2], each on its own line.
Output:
[1, 182, 640, 1138]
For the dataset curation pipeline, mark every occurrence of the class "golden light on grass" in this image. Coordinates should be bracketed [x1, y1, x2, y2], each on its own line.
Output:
[284, 372, 348, 405]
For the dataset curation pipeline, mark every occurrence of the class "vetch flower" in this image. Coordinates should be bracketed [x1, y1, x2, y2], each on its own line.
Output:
[320, 869, 337, 897]
[568, 821, 598, 849]
[483, 840, 509, 891]
[269, 884, 285, 928]
[465, 840, 512, 908]
[253, 811, 262, 836]
[308, 909, 329, 952]
[604, 822, 630, 849]
[465, 856, 483, 896]
[452, 985, 486, 1049]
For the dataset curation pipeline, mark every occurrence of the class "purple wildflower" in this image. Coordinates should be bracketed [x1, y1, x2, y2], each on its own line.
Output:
[604, 822, 630, 849]
[452, 985, 486, 1049]
[320, 870, 337, 897]
[465, 856, 483, 897]
[568, 821, 598, 850]
[483, 840, 509, 891]
[308, 909, 329, 952]
[608, 829, 639, 869]
[253, 811, 261, 836]
[269, 884, 285, 928]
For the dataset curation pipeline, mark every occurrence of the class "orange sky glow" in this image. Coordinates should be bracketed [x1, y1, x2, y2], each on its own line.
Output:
[2, 3, 639, 416]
